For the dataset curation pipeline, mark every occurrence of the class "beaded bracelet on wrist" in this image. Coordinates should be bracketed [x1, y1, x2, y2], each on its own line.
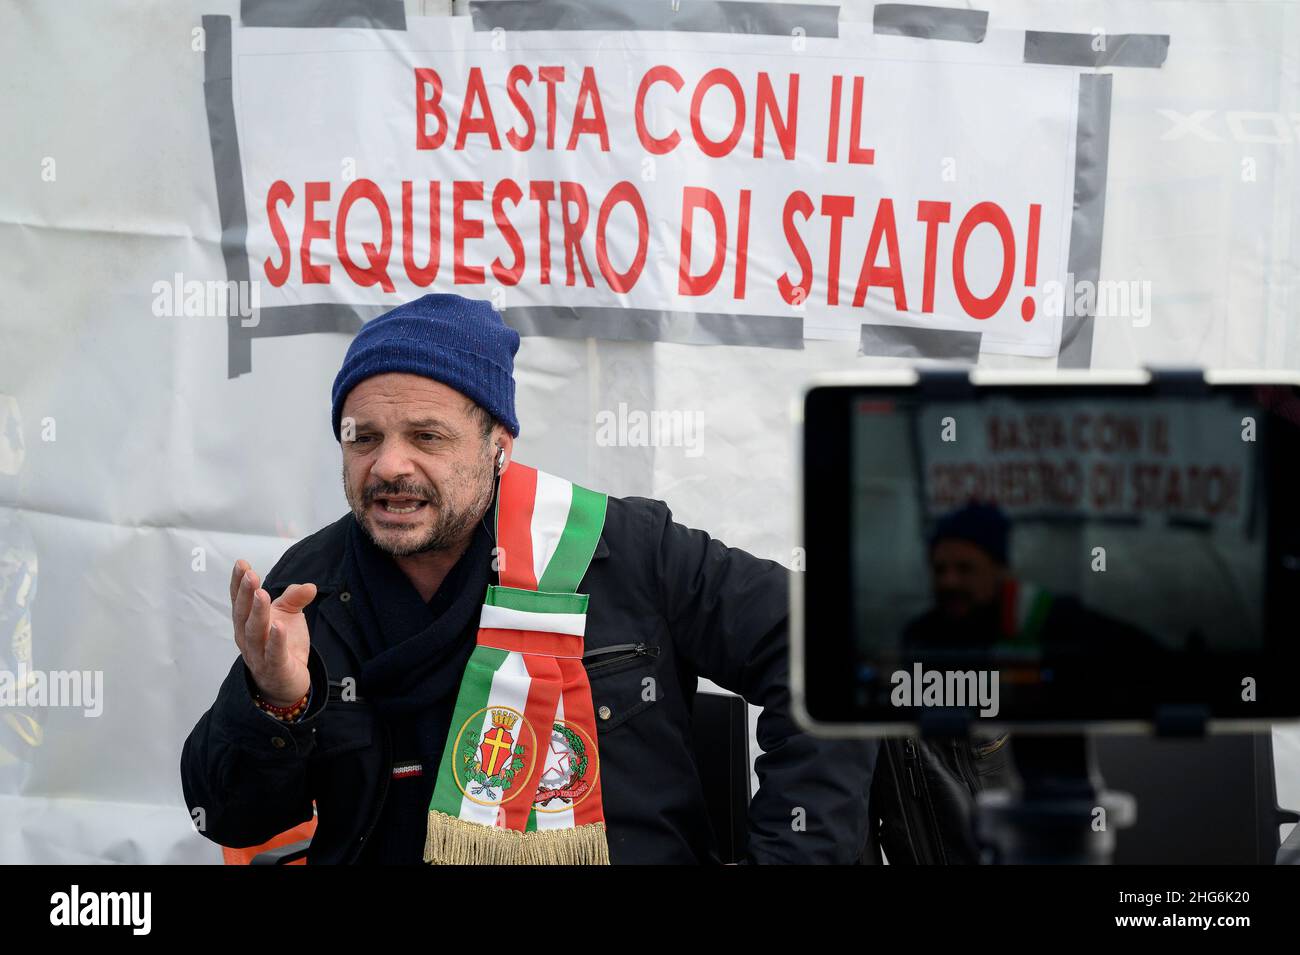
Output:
[254, 688, 311, 722]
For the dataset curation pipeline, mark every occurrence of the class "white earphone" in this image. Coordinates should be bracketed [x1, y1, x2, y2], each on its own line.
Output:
[495, 445, 506, 476]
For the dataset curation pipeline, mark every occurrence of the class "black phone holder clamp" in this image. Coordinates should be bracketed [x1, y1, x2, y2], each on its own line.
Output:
[974, 734, 1136, 865]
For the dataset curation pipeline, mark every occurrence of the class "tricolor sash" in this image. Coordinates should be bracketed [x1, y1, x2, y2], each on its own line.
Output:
[424, 462, 610, 864]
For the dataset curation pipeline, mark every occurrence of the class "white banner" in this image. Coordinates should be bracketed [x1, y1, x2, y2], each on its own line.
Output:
[229, 20, 1077, 356]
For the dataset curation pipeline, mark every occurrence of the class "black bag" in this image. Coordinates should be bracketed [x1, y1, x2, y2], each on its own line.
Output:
[862, 732, 1014, 864]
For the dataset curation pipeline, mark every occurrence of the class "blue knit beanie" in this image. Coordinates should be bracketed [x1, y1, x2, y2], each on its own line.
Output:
[331, 293, 520, 441]
[929, 501, 1010, 565]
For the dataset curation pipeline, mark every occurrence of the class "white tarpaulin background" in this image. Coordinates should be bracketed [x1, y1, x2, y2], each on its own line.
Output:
[1, 0, 1298, 863]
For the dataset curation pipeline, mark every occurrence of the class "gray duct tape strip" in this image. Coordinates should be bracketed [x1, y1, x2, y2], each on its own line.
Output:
[873, 4, 987, 43]
[504, 305, 804, 348]
[1057, 73, 1112, 369]
[468, 0, 839, 37]
[241, 0, 407, 29]
[1024, 31, 1168, 68]
[859, 323, 982, 361]
[245, 303, 385, 338]
[201, 16, 256, 378]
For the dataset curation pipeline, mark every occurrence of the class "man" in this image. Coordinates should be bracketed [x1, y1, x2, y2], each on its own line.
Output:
[902, 501, 1160, 664]
[902, 501, 1026, 661]
[181, 292, 875, 864]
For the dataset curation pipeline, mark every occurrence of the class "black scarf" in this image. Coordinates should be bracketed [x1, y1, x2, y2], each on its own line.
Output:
[341, 503, 496, 767]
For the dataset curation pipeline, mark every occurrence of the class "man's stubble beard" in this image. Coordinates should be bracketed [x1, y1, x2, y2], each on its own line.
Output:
[343, 446, 495, 558]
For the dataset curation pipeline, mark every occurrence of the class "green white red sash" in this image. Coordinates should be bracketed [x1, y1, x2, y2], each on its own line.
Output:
[424, 462, 610, 864]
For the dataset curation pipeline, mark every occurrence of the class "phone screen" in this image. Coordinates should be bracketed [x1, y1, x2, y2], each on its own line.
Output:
[799, 381, 1300, 728]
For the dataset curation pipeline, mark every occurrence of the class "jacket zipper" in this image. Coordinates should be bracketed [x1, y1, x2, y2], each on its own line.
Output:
[902, 738, 921, 797]
[903, 737, 948, 864]
[582, 642, 659, 672]
[328, 680, 365, 704]
[953, 739, 979, 794]
[352, 719, 392, 863]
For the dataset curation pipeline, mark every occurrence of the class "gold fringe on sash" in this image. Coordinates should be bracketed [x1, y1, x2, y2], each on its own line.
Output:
[424, 811, 610, 865]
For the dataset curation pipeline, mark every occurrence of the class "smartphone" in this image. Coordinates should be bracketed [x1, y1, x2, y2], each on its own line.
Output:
[792, 368, 1300, 737]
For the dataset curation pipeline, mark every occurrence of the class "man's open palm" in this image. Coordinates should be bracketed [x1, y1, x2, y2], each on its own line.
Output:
[230, 559, 316, 707]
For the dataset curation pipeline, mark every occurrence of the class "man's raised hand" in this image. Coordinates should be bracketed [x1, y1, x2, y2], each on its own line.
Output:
[229, 559, 317, 708]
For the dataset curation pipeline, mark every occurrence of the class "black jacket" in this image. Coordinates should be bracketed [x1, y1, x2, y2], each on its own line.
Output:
[181, 493, 877, 864]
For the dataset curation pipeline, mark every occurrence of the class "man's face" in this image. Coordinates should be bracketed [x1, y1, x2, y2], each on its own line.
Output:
[340, 373, 500, 557]
[930, 538, 1006, 621]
